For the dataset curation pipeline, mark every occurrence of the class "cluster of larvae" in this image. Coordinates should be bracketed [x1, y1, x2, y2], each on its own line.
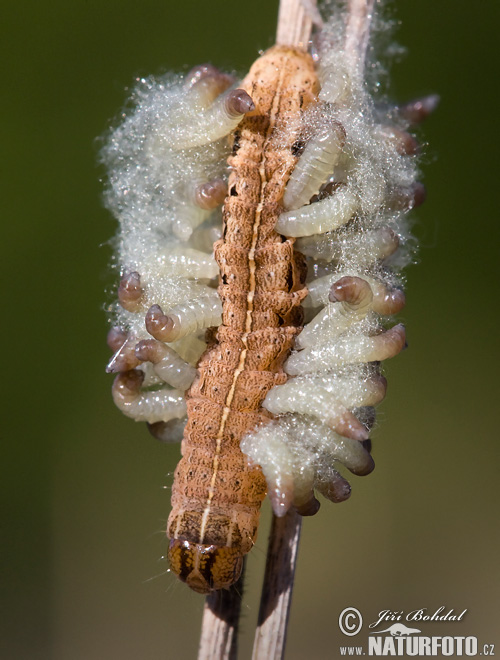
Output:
[103, 11, 434, 593]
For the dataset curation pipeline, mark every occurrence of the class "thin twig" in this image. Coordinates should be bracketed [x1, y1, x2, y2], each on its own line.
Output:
[251, 510, 302, 660]
[276, 0, 318, 50]
[344, 0, 375, 74]
[198, 560, 246, 660]
[249, 2, 318, 656]
[252, 3, 376, 657]
[199, 2, 323, 659]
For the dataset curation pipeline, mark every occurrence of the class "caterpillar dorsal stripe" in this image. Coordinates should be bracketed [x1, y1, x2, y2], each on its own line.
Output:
[102, 1, 432, 594]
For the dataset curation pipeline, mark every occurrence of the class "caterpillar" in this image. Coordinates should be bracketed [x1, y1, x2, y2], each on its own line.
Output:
[102, 0, 434, 594]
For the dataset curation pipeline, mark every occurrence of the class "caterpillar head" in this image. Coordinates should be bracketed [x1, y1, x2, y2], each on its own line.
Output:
[168, 539, 243, 593]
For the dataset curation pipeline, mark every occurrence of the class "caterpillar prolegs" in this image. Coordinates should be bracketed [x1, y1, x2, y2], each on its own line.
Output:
[103, 2, 434, 594]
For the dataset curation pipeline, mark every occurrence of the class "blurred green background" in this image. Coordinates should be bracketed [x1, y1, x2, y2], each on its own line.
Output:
[2, 1, 499, 658]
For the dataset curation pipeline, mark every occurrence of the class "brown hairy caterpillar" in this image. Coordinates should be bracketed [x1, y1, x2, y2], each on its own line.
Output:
[102, 0, 435, 594]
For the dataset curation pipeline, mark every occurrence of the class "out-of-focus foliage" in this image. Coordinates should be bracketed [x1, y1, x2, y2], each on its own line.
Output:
[1, 1, 499, 658]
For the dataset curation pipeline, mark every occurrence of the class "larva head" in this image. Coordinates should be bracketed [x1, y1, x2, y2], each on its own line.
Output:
[168, 539, 243, 594]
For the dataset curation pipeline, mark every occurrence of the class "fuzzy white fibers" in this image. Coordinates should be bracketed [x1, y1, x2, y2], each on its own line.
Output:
[102, 72, 230, 387]
[241, 2, 422, 511]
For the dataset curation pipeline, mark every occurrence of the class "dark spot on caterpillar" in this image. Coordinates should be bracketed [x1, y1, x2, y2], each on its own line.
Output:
[230, 185, 238, 196]
[291, 139, 305, 156]
[232, 130, 241, 154]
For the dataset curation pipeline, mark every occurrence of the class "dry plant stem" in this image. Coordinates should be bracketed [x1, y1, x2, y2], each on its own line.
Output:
[344, 0, 375, 73]
[276, 0, 314, 50]
[252, 510, 302, 660]
[198, 560, 246, 660]
[200, 1, 314, 658]
[250, 2, 317, 658]
[252, 3, 375, 656]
